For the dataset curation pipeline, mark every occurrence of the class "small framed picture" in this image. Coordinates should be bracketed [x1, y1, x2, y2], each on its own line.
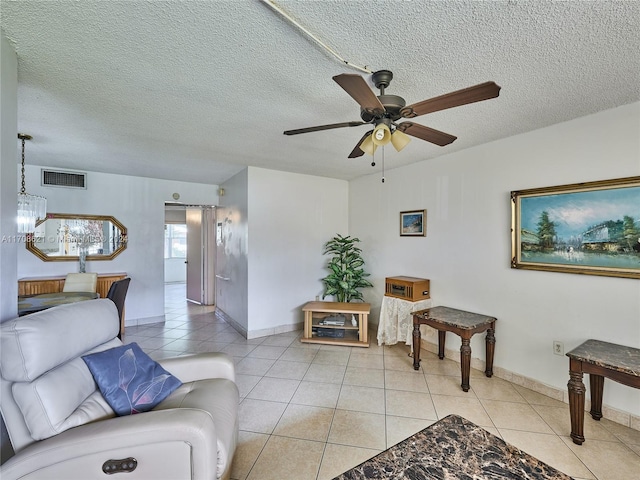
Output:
[400, 210, 426, 237]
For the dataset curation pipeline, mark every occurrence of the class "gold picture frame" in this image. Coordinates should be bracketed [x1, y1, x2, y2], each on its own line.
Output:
[511, 176, 640, 279]
[26, 213, 128, 262]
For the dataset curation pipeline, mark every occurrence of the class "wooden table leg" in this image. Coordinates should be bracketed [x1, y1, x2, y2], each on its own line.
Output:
[304, 311, 312, 339]
[460, 337, 472, 392]
[589, 374, 604, 421]
[485, 325, 495, 377]
[568, 363, 586, 445]
[437, 330, 446, 360]
[361, 313, 368, 343]
[412, 322, 421, 370]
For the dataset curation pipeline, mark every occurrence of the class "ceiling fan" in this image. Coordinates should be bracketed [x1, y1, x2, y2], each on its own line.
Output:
[283, 70, 501, 158]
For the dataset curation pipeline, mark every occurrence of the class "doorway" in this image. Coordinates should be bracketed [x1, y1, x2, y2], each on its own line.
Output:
[164, 204, 216, 306]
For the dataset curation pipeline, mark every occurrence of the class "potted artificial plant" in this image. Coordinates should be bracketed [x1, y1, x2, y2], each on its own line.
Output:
[321, 234, 373, 305]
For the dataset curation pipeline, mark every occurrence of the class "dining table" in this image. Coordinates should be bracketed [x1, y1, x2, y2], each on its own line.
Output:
[18, 292, 100, 316]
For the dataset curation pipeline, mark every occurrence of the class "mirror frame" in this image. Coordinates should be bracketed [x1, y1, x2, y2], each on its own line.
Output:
[26, 213, 128, 262]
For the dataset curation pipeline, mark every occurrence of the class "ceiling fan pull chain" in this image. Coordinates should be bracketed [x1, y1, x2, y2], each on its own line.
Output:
[381, 147, 385, 183]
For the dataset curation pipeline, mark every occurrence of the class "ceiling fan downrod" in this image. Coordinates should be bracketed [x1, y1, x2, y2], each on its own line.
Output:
[362, 70, 406, 123]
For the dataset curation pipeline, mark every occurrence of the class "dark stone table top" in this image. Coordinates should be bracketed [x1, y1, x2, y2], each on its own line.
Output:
[413, 306, 496, 329]
[566, 339, 640, 377]
[333, 414, 572, 480]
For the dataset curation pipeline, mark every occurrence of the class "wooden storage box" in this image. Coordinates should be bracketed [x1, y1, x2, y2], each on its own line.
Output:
[385, 276, 430, 301]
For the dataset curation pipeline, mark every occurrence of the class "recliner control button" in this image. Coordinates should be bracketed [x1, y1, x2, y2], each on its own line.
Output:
[102, 457, 137, 474]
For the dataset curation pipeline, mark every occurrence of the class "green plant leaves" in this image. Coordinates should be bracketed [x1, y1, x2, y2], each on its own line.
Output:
[321, 234, 373, 303]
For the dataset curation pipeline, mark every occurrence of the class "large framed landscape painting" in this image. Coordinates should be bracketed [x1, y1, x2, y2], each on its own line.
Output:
[511, 176, 640, 279]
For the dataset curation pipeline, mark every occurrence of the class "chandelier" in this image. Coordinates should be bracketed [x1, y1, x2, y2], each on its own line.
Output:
[17, 133, 47, 233]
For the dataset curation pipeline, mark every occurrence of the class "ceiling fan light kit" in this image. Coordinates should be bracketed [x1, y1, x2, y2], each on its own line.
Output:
[390, 129, 411, 152]
[284, 69, 501, 160]
[359, 134, 377, 156]
[372, 123, 391, 146]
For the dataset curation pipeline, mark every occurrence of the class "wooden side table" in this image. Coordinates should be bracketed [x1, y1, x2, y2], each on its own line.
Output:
[566, 339, 640, 445]
[413, 306, 496, 392]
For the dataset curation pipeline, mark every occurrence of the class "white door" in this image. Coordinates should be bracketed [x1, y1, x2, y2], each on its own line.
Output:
[186, 208, 203, 303]
[202, 207, 216, 305]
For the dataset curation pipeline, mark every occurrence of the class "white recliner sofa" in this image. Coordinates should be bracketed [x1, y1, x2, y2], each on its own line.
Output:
[0, 299, 239, 480]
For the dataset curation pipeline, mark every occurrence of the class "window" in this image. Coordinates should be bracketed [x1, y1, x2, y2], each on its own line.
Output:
[164, 224, 187, 259]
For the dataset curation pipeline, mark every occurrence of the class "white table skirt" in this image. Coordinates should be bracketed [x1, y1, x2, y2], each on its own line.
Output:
[377, 296, 434, 346]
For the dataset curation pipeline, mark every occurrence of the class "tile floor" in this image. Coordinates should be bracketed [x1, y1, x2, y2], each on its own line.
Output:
[122, 284, 640, 480]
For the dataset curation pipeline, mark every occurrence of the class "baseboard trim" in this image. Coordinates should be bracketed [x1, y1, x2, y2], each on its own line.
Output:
[213, 308, 248, 338]
[418, 338, 640, 432]
[124, 314, 165, 327]
[246, 321, 304, 340]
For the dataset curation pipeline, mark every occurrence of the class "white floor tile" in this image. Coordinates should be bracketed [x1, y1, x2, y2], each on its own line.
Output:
[145, 283, 640, 480]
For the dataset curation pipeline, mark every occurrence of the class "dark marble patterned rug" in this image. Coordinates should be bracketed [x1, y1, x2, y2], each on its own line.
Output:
[333, 414, 573, 479]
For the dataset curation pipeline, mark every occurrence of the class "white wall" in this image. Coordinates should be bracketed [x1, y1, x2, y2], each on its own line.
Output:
[164, 259, 186, 283]
[0, 28, 19, 465]
[247, 167, 349, 337]
[0, 31, 18, 323]
[215, 167, 349, 338]
[17, 167, 218, 323]
[350, 102, 640, 417]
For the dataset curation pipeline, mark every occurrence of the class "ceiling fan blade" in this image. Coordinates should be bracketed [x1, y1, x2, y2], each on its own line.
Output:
[333, 74, 385, 116]
[397, 122, 457, 147]
[400, 81, 501, 118]
[348, 131, 373, 158]
[283, 121, 366, 136]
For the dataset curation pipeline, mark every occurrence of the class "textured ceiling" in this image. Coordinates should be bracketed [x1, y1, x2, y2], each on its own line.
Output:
[2, 0, 639, 185]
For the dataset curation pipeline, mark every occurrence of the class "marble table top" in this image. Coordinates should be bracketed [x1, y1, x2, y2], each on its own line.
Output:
[333, 414, 572, 479]
[413, 306, 496, 329]
[566, 339, 640, 377]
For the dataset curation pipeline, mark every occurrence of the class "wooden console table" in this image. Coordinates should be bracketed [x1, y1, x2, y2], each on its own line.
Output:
[301, 301, 370, 347]
[18, 272, 127, 300]
[413, 306, 496, 392]
[566, 339, 640, 445]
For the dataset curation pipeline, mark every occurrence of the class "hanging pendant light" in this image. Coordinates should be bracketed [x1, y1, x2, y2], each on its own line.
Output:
[17, 133, 47, 233]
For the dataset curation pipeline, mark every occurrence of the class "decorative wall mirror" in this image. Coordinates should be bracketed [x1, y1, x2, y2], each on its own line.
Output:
[26, 213, 127, 261]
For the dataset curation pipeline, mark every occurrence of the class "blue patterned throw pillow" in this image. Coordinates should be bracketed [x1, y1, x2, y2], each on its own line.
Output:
[82, 343, 182, 416]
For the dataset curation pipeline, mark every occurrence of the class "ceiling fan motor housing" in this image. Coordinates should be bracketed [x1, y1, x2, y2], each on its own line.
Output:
[360, 70, 406, 123]
[372, 70, 393, 90]
[360, 94, 406, 122]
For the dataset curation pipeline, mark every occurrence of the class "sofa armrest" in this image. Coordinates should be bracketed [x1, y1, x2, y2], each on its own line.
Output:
[158, 352, 236, 383]
[1, 408, 218, 480]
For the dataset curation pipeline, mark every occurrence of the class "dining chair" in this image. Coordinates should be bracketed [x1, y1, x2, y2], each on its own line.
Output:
[62, 273, 98, 293]
[106, 277, 131, 339]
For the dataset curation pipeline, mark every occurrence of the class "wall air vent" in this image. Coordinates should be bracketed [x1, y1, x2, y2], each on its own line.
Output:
[41, 169, 87, 189]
